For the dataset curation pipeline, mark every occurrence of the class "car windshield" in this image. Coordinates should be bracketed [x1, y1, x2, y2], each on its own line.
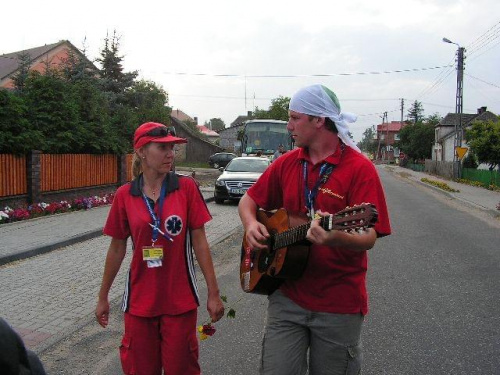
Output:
[225, 158, 269, 173]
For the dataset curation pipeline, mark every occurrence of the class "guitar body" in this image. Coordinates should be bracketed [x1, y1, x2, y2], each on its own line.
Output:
[240, 209, 310, 295]
[240, 203, 378, 295]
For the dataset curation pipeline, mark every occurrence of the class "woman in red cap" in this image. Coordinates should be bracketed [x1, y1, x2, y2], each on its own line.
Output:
[95, 122, 224, 375]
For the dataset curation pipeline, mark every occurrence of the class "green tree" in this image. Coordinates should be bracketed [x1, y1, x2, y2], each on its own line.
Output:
[407, 100, 424, 124]
[23, 69, 81, 153]
[358, 126, 378, 155]
[254, 96, 290, 121]
[397, 122, 434, 161]
[11, 51, 33, 92]
[96, 31, 137, 95]
[96, 31, 141, 152]
[426, 112, 442, 126]
[126, 80, 171, 124]
[466, 118, 500, 170]
[60, 48, 116, 153]
[0, 89, 43, 154]
[462, 150, 479, 169]
[206, 118, 225, 132]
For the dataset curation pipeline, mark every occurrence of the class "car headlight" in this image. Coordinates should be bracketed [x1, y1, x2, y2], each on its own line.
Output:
[215, 179, 226, 187]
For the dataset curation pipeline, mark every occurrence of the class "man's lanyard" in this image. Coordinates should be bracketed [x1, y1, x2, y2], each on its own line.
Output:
[303, 161, 335, 218]
[142, 178, 167, 245]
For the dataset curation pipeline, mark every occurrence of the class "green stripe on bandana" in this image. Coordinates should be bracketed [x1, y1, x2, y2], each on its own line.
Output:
[321, 85, 341, 111]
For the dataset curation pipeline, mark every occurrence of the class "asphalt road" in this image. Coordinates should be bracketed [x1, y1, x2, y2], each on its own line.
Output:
[363, 167, 500, 375]
[37, 167, 500, 374]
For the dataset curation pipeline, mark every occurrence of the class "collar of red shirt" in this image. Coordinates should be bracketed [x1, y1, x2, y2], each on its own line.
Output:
[297, 143, 344, 166]
[129, 172, 180, 197]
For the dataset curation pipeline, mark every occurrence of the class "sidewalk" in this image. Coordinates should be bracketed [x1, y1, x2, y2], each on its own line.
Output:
[384, 165, 500, 218]
[0, 188, 215, 266]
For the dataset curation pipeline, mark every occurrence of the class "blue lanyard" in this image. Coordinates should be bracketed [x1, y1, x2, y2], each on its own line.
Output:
[142, 178, 167, 244]
[303, 161, 334, 217]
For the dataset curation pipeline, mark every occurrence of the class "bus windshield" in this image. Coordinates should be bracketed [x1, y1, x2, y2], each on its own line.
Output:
[242, 120, 293, 156]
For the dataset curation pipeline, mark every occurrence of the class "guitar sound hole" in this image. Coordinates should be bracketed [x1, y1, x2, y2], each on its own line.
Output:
[257, 251, 274, 273]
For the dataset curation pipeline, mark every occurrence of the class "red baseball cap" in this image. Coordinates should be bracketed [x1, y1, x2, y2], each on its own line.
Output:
[133, 122, 187, 149]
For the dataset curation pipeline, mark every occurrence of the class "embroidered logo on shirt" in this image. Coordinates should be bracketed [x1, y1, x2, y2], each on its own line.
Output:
[164, 215, 183, 236]
[319, 187, 344, 200]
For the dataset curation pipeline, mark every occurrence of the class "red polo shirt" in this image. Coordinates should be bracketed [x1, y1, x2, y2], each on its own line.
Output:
[247, 146, 391, 315]
[103, 172, 211, 317]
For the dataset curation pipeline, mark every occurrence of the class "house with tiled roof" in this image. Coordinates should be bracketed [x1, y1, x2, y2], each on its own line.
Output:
[0, 40, 96, 89]
[375, 121, 406, 161]
[432, 107, 497, 162]
[171, 109, 197, 124]
[197, 125, 220, 144]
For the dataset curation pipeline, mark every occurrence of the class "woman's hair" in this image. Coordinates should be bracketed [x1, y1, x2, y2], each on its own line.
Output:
[132, 153, 142, 179]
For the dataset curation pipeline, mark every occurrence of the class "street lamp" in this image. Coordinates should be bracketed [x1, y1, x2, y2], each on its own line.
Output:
[443, 37, 465, 178]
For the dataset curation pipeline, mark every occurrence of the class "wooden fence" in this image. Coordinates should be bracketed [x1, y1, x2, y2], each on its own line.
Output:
[0, 154, 27, 197]
[0, 152, 202, 205]
[0, 153, 136, 205]
[41, 154, 118, 192]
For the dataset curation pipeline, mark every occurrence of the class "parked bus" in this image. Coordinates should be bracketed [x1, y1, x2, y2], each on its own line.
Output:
[241, 119, 293, 157]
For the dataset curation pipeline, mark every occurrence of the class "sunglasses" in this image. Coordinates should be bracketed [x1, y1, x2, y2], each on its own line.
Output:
[141, 126, 176, 138]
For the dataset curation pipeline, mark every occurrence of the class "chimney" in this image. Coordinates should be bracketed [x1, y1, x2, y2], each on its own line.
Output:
[194, 116, 198, 124]
[247, 111, 252, 117]
[477, 106, 487, 114]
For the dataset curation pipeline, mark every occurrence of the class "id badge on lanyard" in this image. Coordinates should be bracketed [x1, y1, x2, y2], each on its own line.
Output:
[142, 180, 167, 268]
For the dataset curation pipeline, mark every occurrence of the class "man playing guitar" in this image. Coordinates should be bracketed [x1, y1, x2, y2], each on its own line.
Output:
[238, 84, 391, 375]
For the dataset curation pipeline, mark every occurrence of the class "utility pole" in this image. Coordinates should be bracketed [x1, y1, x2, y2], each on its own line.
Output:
[400, 98, 404, 124]
[455, 46, 465, 149]
[377, 112, 388, 161]
[443, 37, 466, 178]
[384, 111, 389, 161]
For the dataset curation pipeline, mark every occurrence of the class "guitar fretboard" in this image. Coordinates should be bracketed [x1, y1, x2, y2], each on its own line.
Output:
[272, 216, 331, 250]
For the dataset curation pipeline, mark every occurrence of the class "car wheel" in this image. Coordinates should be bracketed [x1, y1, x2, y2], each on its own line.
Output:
[215, 198, 225, 204]
[213, 162, 220, 169]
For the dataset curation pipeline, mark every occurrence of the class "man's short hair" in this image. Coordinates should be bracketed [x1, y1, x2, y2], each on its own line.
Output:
[308, 116, 338, 133]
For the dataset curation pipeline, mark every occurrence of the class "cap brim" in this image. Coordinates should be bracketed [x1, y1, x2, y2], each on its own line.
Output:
[152, 135, 188, 144]
[135, 135, 188, 149]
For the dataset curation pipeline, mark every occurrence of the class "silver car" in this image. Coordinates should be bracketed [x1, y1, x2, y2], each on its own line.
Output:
[214, 157, 270, 204]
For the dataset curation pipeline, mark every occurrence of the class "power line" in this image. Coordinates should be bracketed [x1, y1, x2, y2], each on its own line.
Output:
[465, 73, 500, 89]
[163, 65, 452, 79]
[466, 20, 500, 55]
[468, 38, 500, 63]
[415, 62, 456, 99]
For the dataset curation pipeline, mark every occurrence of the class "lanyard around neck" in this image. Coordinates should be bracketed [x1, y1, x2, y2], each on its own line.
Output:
[142, 177, 167, 244]
[303, 161, 334, 217]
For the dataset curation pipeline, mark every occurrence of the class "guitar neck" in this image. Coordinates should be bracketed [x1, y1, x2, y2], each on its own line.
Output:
[270, 204, 377, 251]
[272, 216, 330, 250]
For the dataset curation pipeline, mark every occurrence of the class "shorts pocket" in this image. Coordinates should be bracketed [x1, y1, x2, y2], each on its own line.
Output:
[119, 335, 135, 375]
[345, 344, 362, 375]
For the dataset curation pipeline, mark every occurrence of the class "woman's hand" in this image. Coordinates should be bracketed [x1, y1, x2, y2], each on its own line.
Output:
[207, 294, 225, 323]
[95, 298, 110, 328]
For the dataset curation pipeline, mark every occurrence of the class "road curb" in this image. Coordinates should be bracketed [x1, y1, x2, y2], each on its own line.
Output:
[0, 229, 103, 267]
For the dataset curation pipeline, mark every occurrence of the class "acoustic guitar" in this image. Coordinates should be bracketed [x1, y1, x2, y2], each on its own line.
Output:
[240, 203, 378, 295]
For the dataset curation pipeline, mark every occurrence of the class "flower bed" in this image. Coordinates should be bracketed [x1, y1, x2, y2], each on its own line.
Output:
[421, 178, 460, 193]
[0, 193, 114, 225]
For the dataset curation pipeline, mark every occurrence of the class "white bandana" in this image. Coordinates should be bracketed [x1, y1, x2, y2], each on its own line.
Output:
[289, 84, 361, 153]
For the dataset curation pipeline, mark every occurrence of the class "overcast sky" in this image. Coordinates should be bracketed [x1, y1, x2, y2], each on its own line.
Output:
[2, 0, 499, 142]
